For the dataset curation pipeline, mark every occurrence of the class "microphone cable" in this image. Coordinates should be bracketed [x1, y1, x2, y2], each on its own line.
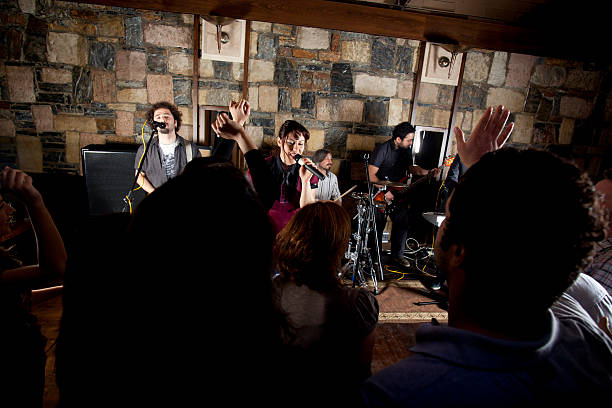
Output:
[123, 120, 149, 213]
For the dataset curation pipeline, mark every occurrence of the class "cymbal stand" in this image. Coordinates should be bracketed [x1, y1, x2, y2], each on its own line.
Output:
[345, 193, 379, 294]
[363, 154, 384, 283]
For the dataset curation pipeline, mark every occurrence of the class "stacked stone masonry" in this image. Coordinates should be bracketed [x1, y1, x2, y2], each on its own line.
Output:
[0, 0, 610, 179]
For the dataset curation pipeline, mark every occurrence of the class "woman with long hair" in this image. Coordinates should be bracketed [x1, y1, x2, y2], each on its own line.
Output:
[273, 201, 379, 402]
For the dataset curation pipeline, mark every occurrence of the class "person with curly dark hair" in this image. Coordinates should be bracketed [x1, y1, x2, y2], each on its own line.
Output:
[272, 201, 379, 404]
[134, 101, 202, 193]
[361, 106, 612, 406]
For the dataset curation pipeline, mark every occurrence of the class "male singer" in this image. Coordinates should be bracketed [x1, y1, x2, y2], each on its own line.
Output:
[134, 101, 202, 193]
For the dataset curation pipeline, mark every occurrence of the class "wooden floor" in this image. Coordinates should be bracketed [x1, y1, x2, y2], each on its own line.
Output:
[31, 274, 446, 407]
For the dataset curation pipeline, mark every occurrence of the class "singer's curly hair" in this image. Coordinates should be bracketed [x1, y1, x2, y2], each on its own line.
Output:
[274, 201, 351, 292]
[146, 101, 182, 132]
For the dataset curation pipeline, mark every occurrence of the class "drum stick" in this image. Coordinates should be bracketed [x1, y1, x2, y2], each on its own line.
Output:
[336, 185, 358, 201]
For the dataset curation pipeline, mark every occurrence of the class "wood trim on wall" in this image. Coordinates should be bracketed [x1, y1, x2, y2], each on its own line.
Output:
[75, 0, 598, 61]
[234, 19, 251, 170]
[410, 41, 426, 126]
[444, 54, 467, 161]
[192, 14, 201, 144]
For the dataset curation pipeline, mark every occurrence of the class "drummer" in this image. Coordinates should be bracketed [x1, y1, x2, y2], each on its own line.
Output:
[368, 122, 440, 268]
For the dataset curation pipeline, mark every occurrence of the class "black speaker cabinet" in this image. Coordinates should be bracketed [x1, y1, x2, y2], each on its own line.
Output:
[82, 144, 146, 215]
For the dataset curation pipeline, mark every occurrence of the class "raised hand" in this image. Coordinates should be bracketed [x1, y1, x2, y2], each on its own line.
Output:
[212, 112, 244, 141]
[211, 112, 257, 154]
[229, 99, 251, 126]
[455, 105, 514, 169]
[1, 167, 43, 208]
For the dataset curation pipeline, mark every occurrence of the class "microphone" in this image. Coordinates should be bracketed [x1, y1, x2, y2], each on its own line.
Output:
[151, 121, 166, 129]
[294, 154, 326, 180]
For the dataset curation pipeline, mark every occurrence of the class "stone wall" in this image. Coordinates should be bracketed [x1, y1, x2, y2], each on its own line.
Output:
[1, 1, 199, 173]
[243, 23, 421, 177]
[1, 0, 611, 180]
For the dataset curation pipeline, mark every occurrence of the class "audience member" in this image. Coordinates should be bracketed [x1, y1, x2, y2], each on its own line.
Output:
[360, 106, 612, 406]
[552, 272, 612, 339]
[214, 100, 319, 232]
[55, 211, 131, 408]
[443, 153, 467, 194]
[584, 168, 612, 295]
[273, 201, 379, 404]
[56, 157, 282, 406]
[0, 167, 67, 408]
[312, 148, 342, 202]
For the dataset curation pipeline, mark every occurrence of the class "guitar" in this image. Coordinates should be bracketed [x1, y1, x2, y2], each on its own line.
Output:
[374, 155, 455, 214]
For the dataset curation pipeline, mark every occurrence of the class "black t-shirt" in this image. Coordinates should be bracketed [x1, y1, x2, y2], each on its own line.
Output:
[370, 139, 413, 182]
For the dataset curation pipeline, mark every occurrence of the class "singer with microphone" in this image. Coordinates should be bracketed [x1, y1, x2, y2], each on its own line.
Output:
[134, 101, 202, 193]
[214, 99, 319, 233]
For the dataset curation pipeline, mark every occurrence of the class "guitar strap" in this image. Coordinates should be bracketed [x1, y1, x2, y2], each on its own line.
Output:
[185, 140, 193, 163]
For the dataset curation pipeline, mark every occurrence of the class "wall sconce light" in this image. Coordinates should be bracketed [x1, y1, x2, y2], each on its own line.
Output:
[202, 15, 236, 53]
[420, 42, 466, 86]
[438, 56, 450, 68]
[201, 17, 246, 62]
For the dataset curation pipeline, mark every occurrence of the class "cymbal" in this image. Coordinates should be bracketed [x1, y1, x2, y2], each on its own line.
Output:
[422, 212, 446, 227]
[375, 180, 408, 188]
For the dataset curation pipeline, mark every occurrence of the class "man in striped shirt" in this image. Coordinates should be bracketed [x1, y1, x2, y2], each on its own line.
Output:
[313, 149, 341, 203]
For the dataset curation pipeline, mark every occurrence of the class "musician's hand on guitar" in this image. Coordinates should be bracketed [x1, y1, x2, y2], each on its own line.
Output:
[429, 167, 441, 177]
[384, 191, 394, 202]
[455, 105, 514, 169]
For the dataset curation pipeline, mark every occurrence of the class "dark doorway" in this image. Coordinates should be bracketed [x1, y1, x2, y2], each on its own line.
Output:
[413, 126, 448, 170]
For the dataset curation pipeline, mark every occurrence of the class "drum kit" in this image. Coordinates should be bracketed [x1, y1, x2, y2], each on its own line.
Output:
[343, 155, 446, 295]
[344, 190, 382, 293]
[344, 191, 446, 289]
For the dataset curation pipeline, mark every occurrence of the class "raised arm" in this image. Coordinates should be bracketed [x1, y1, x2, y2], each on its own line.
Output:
[455, 105, 514, 169]
[0, 167, 66, 283]
[212, 112, 257, 154]
[212, 111, 277, 210]
[229, 99, 251, 126]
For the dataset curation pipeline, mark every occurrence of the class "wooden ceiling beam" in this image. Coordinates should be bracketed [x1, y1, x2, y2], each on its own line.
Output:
[75, 0, 601, 61]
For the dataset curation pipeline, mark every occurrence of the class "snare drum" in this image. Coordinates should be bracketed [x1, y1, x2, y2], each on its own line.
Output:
[350, 192, 386, 209]
[351, 192, 370, 201]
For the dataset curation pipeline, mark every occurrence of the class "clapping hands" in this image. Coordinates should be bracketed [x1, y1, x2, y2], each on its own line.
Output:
[229, 99, 250, 126]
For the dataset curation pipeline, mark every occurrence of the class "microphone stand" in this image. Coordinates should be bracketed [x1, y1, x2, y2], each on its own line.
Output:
[122, 128, 157, 213]
[363, 153, 384, 284]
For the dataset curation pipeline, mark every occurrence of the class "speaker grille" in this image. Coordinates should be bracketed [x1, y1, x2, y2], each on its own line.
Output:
[82, 144, 146, 215]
